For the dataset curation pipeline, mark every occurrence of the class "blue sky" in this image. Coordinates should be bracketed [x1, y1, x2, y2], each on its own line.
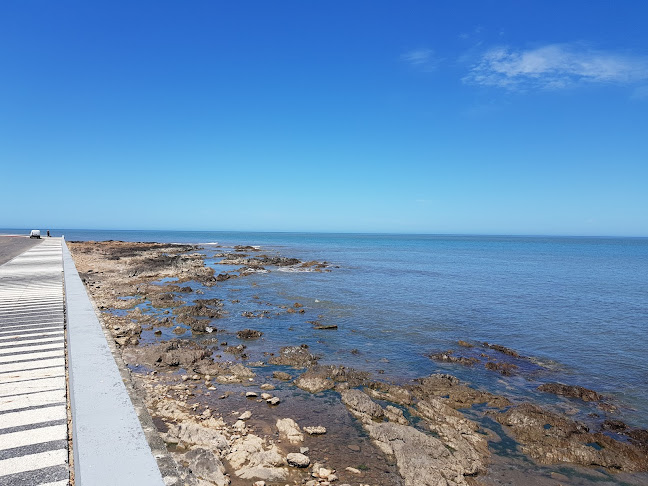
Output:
[1, 1, 647, 236]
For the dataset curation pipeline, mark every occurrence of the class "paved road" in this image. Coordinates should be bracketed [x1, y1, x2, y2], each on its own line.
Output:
[0, 238, 69, 485]
[0, 236, 43, 266]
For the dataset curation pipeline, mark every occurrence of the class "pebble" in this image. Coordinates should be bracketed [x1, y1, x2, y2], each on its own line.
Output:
[245, 391, 258, 398]
[267, 397, 281, 405]
[300, 447, 309, 454]
[238, 411, 252, 420]
[304, 426, 327, 435]
[347, 444, 360, 451]
[260, 383, 275, 390]
[345, 467, 361, 474]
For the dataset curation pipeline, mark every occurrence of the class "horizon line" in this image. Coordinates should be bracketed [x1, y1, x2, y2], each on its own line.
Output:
[1, 227, 647, 239]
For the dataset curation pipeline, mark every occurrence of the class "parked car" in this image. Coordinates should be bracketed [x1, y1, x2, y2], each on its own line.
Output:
[29, 230, 41, 239]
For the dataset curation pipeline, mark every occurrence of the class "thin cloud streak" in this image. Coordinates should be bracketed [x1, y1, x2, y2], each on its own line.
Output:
[463, 43, 648, 90]
[401, 48, 439, 71]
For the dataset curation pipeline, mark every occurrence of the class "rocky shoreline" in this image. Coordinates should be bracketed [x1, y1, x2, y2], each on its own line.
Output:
[68, 240, 648, 486]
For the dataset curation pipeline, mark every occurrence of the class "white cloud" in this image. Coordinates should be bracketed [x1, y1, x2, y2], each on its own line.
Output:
[401, 48, 438, 71]
[463, 43, 648, 90]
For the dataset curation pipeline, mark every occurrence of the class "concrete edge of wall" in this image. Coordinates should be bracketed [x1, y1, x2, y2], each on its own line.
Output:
[62, 239, 165, 486]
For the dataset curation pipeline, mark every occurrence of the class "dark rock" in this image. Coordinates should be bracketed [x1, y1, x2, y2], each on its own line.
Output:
[496, 403, 648, 472]
[237, 329, 263, 339]
[409, 373, 510, 409]
[313, 323, 338, 330]
[429, 350, 478, 366]
[485, 360, 518, 376]
[602, 419, 628, 432]
[537, 382, 602, 402]
[483, 342, 520, 358]
[268, 345, 319, 368]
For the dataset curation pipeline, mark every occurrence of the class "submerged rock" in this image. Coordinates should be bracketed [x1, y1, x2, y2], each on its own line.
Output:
[496, 403, 648, 472]
[429, 350, 479, 366]
[483, 342, 521, 358]
[237, 329, 263, 339]
[268, 345, 319, 368]
[537, 382, 602, 402]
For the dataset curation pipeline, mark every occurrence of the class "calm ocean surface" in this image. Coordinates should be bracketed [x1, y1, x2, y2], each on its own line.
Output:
[8, 229, 648, 428]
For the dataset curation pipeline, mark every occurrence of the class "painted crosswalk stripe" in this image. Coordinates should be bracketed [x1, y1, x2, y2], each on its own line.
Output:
[0, 239, 69, 484]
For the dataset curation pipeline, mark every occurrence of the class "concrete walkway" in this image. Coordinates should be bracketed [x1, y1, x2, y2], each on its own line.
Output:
[0, 238, 69, 485]
[0, 239, 165, 486]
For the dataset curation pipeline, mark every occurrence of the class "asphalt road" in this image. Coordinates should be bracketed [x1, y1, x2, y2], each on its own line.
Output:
[0, 235, 43, 266]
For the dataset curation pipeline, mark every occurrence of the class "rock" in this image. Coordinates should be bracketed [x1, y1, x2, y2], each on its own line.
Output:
[184, 448, 230, 485]
[239, 411, 252, 420]
[303, 426, 327, 435]
[457, 340, 473, 348]
[340, 389, 384, 423]
[226, 434, 287, 481]
[316, 467, 333, 478]
[172, 326, 186, 335]
[261, 393, 273, 400]
[276, 418, 303, 443]
[268, 345, 319, 368]
[365, 382, 412, 405]
[345, 466, 361, 474]
[409, 373, 510, 409]
[272, 371, 292, 381]
[267, 397, 281, 405]
[484, 360, 518, 376]
[496, 403, 648, 472]
[294, 372, 335, 394]
[365, 421, 485, 486]
[229, 363, 255, 378]
[166, 422, 229, 450]
[122, 341, 212, 370]
[246, 392, 258, 398]
[385, 405, 409, 425]
[537, 382, 602, 402]
[429, 350, 479, 366]
[483, 342, 520, 357]
[237, 329, 263, 339]
[286, 452, 310, 468]
[313, 323, 338, 330]
[413, 397, 489, 473]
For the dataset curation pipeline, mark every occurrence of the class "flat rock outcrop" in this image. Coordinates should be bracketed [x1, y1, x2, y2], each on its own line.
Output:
[496, 403, 648, 472]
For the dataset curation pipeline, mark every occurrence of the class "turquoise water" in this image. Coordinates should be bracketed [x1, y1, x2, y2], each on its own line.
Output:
[8, 229, 647, 428]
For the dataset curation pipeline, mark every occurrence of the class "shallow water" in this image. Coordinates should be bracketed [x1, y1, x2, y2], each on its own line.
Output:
[17, 229, 648, 429]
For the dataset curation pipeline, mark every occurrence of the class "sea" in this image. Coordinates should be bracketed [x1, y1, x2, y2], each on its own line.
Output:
[5, 229, 648, 430]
